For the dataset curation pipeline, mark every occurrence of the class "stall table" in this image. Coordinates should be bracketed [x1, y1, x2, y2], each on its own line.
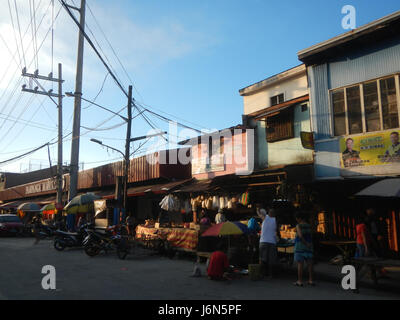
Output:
[136, 225, 199, 252]
[351, 257, 400, 286]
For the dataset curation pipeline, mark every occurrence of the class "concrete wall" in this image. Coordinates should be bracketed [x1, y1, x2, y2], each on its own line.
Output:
[243, 73, 308, 115]
[256, 103, 313, 168]
[241, 68, 313, 169]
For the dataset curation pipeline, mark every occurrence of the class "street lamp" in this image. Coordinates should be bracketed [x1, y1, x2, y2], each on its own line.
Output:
[90, 138, 125, 157]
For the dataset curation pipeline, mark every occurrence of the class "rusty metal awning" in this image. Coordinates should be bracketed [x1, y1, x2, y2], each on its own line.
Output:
[101, 179, 193, 199]
[172, 179, 214, 193]
[249, 94, 309, 120]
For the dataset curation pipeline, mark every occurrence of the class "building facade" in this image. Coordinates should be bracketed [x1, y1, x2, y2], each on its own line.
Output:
[299, 11, 400, 180]
[298, 11, 400, 255]
[240, 64, 313, 171]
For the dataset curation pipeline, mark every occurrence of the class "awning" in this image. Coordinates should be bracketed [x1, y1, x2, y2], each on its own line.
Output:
[355, 178, 400, 198]
[0, 200, 26, 210]
[249, 94, 309, 120]
[102, 179, 193, 199]
[173, 179, 214, 193]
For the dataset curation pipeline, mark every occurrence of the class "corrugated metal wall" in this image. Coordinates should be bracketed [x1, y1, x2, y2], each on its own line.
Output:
[329, 39, 400, 89]
[308, 37, 400, 179]
[309, 64, 331, 140]
[0, 150, 191, 201]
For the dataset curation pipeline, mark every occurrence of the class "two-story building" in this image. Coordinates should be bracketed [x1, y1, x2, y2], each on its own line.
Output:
[239, 64, 314, 205]
[298, 11, 400, 254]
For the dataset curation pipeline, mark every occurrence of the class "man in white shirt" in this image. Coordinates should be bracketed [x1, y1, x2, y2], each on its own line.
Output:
[257, 205, 279, 279]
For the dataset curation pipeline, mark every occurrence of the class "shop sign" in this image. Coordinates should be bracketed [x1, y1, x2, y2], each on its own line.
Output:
[25, 179, 57, 195]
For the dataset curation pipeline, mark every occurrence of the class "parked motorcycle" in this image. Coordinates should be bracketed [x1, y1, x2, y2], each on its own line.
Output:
[32, 223, 57, 239]
[53, 223, 92, 251]
[83, 224, 131, 259]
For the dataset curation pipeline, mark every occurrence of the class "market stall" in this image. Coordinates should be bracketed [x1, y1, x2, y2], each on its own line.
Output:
[136, 224, 199, 252]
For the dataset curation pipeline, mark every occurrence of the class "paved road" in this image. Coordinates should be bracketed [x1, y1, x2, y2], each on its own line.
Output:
[0, 238, 399, 300]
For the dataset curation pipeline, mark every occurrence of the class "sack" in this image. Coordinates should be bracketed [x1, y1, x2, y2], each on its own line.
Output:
[212, 196, 219, 210]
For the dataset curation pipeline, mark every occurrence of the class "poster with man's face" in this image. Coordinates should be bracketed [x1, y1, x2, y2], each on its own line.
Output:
[340, 130, 400, 168]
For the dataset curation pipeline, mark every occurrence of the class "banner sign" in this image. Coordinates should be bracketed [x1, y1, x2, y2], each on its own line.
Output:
[340, 130, 400, 168]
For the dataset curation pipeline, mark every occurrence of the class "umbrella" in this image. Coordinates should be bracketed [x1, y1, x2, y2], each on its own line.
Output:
[355, 178, 400, 198]
[17, 202, 41, 212]
[64, 193, 101, 214]
[41, 203, 57, 216]
[201, 221, 249, 237]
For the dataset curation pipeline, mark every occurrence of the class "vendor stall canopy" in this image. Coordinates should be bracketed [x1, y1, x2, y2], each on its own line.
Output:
[355, 178, 400, 198]
[17, 202, 41, 212]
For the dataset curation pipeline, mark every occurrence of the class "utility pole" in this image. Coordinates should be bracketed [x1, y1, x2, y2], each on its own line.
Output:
[57, 63, 63, 206]
[68, 0, 86, 201]
[123, 85, 133, 214]
[21, 64, 64, 208]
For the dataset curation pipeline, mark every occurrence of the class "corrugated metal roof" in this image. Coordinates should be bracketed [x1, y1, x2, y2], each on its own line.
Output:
[249, 94, 309, 119]
[298, 10, 400, 63]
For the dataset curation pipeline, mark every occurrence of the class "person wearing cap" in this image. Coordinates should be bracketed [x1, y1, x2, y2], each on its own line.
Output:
[215, 209, 226, 224]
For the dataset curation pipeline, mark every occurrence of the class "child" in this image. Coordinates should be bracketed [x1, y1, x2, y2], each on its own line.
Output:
[293, 211, 314, 287]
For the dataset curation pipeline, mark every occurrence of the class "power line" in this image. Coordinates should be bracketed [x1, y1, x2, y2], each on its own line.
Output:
[13, 0, 27, 67]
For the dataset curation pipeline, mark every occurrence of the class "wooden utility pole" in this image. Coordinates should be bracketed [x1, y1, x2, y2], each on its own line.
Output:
[57, 63, 63, 206]
[68, 0, 86, 201]
[21, 65, 64, 208]
[123, 85, 133, 214]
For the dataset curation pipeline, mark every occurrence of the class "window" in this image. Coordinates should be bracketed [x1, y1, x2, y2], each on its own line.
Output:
[266, 109, 294, 142]
[270, 93, 284, 106]
[332, 89, 346, 136]
[331, 75, 400, 136]
[363, 81, 380, 132]
[380, 77, 399, 130]
[346, 85, 362, 134]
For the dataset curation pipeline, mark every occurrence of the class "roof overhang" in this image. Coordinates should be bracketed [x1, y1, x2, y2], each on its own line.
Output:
[178, 125, 248, 146]
[298, 10, 400, 65]
[239, 64, 306, 96]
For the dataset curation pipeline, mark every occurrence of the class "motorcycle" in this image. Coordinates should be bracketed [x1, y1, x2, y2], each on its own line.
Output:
[83, 224, 131, 259]
[53, 223, 92, 251]
[32, 223, 57, 239]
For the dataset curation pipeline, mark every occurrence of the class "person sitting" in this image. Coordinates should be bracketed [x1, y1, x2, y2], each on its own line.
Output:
[215, 209, 226, 224]
[207, 242, 230, 281]
[200, 212, 211, 226]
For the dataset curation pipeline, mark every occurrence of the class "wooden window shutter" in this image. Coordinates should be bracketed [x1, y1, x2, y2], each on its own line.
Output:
[266, 109, 294, 142]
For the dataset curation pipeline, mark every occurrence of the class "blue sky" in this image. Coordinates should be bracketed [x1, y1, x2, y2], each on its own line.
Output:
[1, 0, 400, 172]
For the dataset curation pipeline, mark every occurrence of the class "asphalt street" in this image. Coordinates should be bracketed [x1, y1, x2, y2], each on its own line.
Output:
[0, 238, 399, 300]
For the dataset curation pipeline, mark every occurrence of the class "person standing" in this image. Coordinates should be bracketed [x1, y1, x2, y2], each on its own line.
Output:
[126, 214, 135, 238]
[355, 216, 371, 258]
[215, 209, 226, 224]
[293, 211, 314, 286]
[257, 206, 278, 280]
[365, 208, 387, 257]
